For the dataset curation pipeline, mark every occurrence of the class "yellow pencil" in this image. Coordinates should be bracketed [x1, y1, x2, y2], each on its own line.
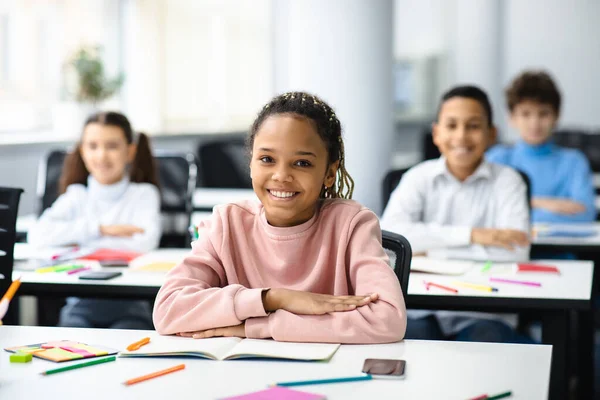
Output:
[452, 281, 498, 292]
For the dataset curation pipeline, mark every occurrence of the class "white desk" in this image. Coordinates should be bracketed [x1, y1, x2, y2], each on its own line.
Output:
[193, 188, 256, 211]
[409, 259, 593, 304]
[532, 223, 600, 248]
[12, 246, 181, 299]
[0, 325, 551, 400]
[407, 258, 593, 400]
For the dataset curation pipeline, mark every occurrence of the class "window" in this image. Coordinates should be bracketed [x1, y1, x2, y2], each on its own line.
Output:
[0, 0, 122, 136]
[0, 0, 273, 140]
[121, 0, 273, 134]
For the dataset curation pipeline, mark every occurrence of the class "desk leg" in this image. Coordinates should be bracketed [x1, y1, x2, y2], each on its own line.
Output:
[576, 310, 594, 400]
[542, 310, 569, 400]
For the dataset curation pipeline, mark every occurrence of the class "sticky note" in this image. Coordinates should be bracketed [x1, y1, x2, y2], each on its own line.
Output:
[42, 347, 83, 362]
[10, 352, 33, 363]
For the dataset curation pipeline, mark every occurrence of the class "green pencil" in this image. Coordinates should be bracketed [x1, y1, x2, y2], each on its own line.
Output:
[41, 355, 116, 375]
[487, 391, 512, 400]
[481, 261, 493, 273]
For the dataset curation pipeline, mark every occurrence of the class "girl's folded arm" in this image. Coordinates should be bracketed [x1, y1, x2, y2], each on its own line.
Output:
[153, 219, 268, 335]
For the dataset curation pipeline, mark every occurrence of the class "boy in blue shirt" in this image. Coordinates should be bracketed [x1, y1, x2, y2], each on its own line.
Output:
[487, 71, 596, 223]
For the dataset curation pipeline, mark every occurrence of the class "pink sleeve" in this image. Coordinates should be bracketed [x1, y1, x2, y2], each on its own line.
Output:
[152, 211, 268, 335]
[245, 210, 407, 344]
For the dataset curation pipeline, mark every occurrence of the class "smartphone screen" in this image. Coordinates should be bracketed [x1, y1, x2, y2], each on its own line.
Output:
[362, 358, 406, 379]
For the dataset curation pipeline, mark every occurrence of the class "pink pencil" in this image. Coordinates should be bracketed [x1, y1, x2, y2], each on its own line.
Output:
[67, 266, 91, 275]
[489, 277, 541, 287]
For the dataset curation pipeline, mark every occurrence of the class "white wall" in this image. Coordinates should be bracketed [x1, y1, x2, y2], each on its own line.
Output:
[503, 0, 600, 135]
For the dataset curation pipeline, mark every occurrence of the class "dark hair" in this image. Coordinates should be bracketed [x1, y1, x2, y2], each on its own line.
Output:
[436, 85, 494, 127]
[59, 111, 159, 194]
[506, 70, 561, 114]
[248, 91, 354, 199]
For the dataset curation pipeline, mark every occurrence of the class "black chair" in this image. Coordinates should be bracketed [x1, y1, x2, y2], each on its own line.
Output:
[197, 138, 252, 188]
[36, 150, 67, 215]
[422, 129, 441, 161]
[154, 151, 197, 248]
[0, 187, 24, 324]
[554, 129, 600, 173]
[381, 168, 410, 212]
[382, 230, 411, 296]
[36, 149, 197, 247]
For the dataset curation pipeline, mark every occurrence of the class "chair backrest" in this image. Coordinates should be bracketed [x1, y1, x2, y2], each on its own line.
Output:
[422, 129, 441, 160]
[154, 151, 198, 247]
[554, 129, 600, 172]
[382, 230, 411, 295]
[36, 150, 67, 216]
[381, 168, 410, 212]
[36, 149, 197, 247]
[0, 187, 24, 297]
[197, 138, 252, 188]
[515, 169, 532, 211]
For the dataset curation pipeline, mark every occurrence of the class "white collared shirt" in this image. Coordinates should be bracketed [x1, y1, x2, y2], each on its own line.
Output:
[381, 157, 530, 261]
[381, 157, 530, 335]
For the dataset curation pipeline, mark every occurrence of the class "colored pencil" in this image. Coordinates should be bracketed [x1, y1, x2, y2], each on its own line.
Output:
[481, 261, 493, 273]
[489, 277, 541, 287]
[1, 278, 21, 302]
[274, 374, 372, 387]
[123, 364, 185, 386]
[487, 391, 512, 400]
[41, 356, 116, 375]
[126, 337, 151, 351]
[452, 281, 498, 293]
[467, 395, 488, 400]
[423, 280, 459, 293]
[67, 266, 92, 275]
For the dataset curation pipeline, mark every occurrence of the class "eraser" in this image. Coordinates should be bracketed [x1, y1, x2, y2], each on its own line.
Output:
[10, 352, 33, 363]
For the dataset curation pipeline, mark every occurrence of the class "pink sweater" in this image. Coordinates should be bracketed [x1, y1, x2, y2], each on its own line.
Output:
[153, 199, 407, 344]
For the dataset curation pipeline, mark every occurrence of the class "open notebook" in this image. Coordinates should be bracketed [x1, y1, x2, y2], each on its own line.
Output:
[119, 337, 340, 362]
[410, 257, 475, 275]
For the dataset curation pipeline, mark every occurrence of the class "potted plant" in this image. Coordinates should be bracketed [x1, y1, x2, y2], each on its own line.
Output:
[53, 45, 125, 139]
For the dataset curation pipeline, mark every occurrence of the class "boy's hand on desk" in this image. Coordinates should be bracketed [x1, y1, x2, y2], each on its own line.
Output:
[532, 198, 586, 215]
[262, 288, 378, 315]
[177, 322, 246, 339]
[99, 224, 145, 237]
[471, 228, 529, 250]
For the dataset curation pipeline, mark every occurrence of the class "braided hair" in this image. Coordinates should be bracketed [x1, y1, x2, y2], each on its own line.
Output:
[248, 92, 355, 199]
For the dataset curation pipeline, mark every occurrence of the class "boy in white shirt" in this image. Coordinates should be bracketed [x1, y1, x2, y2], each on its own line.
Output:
[381, 85, 532, 342]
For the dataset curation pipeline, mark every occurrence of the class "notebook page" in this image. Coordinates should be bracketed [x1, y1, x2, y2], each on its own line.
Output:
[410, 257, 475, 275]
[223, 339, 340, 361]
[119, 336, 242, 360]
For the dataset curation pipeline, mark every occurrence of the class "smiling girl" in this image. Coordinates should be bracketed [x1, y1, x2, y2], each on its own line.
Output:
[153, 92, 406, 343]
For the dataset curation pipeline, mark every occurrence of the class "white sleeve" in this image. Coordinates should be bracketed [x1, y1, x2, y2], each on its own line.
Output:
[86, 185, 162, 253]
[428, 169, 531, 262]
[27, 185, 101, 247]
[380, 167, 472, 253]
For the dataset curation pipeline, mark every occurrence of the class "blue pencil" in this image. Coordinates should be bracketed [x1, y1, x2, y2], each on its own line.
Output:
[273, 374, 372, 387]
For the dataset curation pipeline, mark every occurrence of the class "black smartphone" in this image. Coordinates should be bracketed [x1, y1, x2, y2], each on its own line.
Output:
[362, 358, 406, 379]
[78, 271, 123, 280]
[99, 260, 129, 267]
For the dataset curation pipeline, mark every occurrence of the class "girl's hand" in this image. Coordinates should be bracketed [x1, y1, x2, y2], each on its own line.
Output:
[99, 224, 145, 237]
[471, 228, 529, 250]
[177, 322, 246, 339]
[262, 288, 378, 315]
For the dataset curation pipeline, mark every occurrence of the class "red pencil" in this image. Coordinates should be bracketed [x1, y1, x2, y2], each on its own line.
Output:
[423, 280, 459, 293]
